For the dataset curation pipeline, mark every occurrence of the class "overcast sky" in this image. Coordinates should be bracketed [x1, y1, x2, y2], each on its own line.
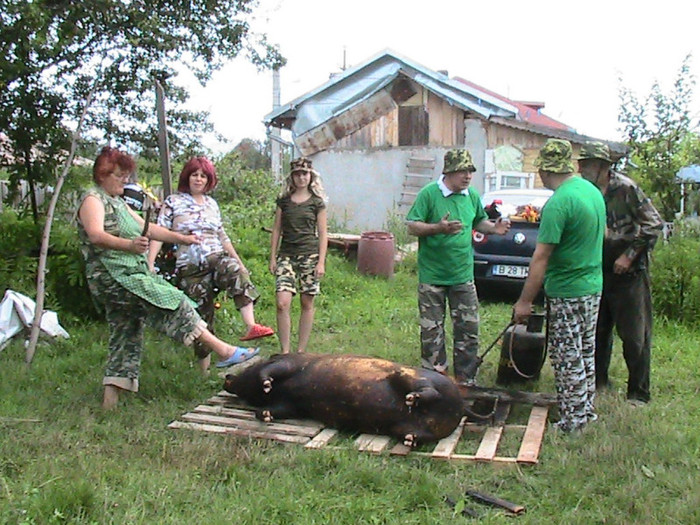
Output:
[183, 0, 699, 154]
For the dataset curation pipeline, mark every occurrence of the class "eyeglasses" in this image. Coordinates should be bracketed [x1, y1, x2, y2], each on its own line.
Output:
[111, 171, 130, 181]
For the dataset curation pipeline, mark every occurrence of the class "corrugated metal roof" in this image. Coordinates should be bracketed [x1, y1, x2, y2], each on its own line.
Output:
[264, 49, 519, 136]
[453, 77, 574, 131]
[490, 117, 627, 156]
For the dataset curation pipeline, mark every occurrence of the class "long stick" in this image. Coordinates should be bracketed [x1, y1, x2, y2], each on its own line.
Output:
[25, 88, 95, 366]
[155, 79, 172, 198]
[466, 489, 526, 515]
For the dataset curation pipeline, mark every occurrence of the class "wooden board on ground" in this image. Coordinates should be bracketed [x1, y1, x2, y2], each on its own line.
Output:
[169, 390, 550, 464]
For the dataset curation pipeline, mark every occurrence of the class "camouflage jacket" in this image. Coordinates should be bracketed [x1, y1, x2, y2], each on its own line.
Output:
[603, 171, 663, 273]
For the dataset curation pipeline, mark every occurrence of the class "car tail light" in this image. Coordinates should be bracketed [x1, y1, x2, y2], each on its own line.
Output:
[472, 230, 487, 243]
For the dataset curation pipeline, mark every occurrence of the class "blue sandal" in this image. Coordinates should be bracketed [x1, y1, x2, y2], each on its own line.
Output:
[216, 346, 260, 368]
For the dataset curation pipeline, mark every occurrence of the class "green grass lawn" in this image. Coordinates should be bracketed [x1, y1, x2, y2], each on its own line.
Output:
[1, 253, 699, 524]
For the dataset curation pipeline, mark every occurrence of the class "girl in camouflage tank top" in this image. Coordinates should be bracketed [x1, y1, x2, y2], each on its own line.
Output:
[269, 157, 328, 354]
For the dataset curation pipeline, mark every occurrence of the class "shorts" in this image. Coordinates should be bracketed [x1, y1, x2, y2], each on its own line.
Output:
[275, 253, 320, 296]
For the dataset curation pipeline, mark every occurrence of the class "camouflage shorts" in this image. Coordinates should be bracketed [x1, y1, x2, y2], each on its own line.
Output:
[418, 281, 479, 382]
[275, 254, 320, 295]
[547, 293, 601, 432]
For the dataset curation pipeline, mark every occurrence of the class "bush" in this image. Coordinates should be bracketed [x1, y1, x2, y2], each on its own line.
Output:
[651, 220, 700, 325]
[0, 209, 41, 296]
[0, 209, 99, 320]
[46, 221, 101, 321]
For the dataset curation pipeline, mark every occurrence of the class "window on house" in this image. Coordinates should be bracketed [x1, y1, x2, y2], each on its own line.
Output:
[398, 106, 429, 146]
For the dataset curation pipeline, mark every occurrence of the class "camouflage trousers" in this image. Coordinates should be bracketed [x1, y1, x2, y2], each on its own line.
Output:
[275, 253, 321, 296]
[89, 276, 205, 393]
[547, 293, 601, 432]
[595, 269, 652, 402]
[418, 281, 479, 382]
[174, 253, 260, 358]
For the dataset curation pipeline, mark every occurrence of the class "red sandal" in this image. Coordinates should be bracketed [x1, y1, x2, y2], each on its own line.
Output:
[240, 323, 275, 341]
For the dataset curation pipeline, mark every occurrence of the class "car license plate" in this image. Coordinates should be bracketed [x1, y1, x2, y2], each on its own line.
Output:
[492, 265, 529, 278]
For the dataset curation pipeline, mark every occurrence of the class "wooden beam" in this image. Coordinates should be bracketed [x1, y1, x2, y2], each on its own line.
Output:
[155, 79, 172, 197]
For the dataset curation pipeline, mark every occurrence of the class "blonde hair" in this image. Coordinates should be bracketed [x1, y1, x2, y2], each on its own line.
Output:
[281, 166, 328, 202]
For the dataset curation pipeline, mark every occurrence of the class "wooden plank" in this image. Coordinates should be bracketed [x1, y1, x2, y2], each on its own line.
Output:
[193, 404, 257, 420]
[459, 385, 557, 406]
[516, 405, 549, 464]
[432, 417, 466, 460]
[389, 442, 412, 456]
[474, 426, 504, 461]
[406, 157, 436, 169]
[403, 174, 433, 187]
[168, 421, 310, 444]
[180, 412, 320, 438]
[355, 434, 392, 454]
[305, 428, 338, 449]
[192, 404, 323, 430]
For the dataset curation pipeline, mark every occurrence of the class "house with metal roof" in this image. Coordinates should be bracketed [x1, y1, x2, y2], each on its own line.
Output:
[264, 49, 625, 230]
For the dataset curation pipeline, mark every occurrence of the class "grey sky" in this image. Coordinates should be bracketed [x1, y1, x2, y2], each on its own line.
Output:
[184, 0, 699, 153]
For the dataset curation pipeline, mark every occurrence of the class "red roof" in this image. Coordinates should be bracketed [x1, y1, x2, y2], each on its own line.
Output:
[454, 77, 573, 132]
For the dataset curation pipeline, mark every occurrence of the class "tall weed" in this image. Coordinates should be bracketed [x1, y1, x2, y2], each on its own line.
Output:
[651, 220, 700, 325]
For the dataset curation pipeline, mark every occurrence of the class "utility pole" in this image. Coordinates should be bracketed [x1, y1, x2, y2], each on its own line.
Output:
[271, 68, 283, 182]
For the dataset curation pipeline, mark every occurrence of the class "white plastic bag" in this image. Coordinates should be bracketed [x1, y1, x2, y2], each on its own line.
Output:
[0, 290, 69, 350]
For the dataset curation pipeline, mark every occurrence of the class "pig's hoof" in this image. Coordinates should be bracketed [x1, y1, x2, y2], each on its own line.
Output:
[405, 392, 419, 407]
[261, 410, 273, 423]
[403, 433, 416, 448]
[262, 377, 273, 393]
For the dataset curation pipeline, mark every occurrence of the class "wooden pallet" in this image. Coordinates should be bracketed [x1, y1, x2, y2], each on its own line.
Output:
[169, 391, 550, 464]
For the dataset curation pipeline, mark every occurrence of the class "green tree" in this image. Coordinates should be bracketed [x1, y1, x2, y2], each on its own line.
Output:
[0, 0, 285, 220]
[618, 55, 700, 220]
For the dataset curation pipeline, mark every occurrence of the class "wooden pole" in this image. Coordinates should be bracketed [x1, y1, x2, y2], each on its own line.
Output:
[155, 79, 172, 197]
[26, 88, 95, 365]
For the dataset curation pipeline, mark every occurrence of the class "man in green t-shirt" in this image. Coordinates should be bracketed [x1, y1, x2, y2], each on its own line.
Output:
[406, 149, 510, 384]
[513, 139, 606, 433]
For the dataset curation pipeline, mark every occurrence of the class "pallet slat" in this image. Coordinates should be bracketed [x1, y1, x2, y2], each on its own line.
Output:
[305, 428, 338, 449]
[432, 417, 466, 459]
[180, 412, 320, 438]
[516, 405, 548, 464]
[167, 421, 310, 444]
[356, 434, 392, 454]
[474, 402, 511, 461]
[193, 404, 323, 430]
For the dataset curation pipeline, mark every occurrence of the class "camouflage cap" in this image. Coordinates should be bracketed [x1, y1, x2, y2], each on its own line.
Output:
[290, 156, 313, 173]
[578, 141, 612, 163]
[534, 139, 575, 174]
[443, 149, 476, 174]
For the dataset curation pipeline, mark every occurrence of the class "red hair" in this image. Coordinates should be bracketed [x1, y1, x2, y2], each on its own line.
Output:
[177, 157, 218, 193]
[92, 146, 136, 183]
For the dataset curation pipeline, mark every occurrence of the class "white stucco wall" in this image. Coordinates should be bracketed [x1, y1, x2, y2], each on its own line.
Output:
[309, 121, 488, 231]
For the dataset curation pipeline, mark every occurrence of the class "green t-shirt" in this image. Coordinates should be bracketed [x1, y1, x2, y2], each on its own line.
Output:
[537, 176, 605, 298]
[406, 181, 487, 285]
[276, 194, 326, 256]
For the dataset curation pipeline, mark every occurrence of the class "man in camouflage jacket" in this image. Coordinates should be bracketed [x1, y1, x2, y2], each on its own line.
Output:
[578, 141, 663, 404]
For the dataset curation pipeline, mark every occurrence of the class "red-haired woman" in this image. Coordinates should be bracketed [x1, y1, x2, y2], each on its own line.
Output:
[78, 147, 259, 410]
[148, 157, 273, 371]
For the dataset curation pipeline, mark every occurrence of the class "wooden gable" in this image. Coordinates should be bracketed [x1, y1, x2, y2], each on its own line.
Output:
[320, 81, 466, 152]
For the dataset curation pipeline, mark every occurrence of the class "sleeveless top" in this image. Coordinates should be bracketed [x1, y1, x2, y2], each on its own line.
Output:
[77, 187, 187, 310]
